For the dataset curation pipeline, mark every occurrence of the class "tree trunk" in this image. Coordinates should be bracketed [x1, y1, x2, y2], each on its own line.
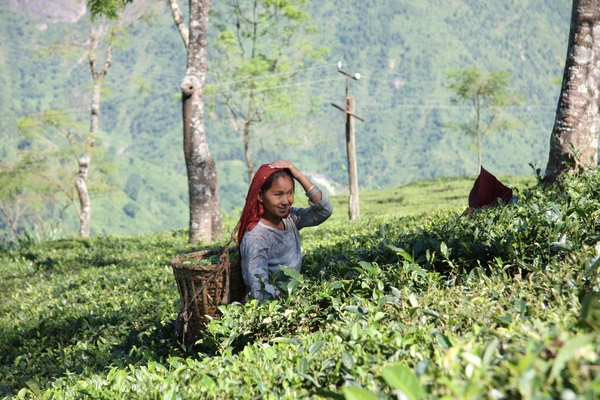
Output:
[477, 135, 482, 174]
[475, 98, 482, 174]
[545, 0, 600, 183]
[75, 17, 120, 238]
[76, 24, 106, 238]
[182, 0, 222, 244]
[243, 98, 255, 183]
[90, 76, 102, 136]
[75, 154, 91, 237]
[77, 78, 102, 238]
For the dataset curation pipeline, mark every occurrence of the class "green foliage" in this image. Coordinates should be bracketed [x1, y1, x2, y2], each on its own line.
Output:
[2, 171, 600, 398]
[88, 0, 131, 20]
[0, 154, 48, 238]
[0, 112, 94, 238]
[447, 67, 524, 173]
[122, 202, 139, 218]
[8, 111, 118, 235]
[328, 174, 536, 222]
[124, 172, 143, 201]
[380, 364, 424, 400]
[448, 68, 515, 109]
[0, 0, 572, 236]
[209, 0, 329, 178]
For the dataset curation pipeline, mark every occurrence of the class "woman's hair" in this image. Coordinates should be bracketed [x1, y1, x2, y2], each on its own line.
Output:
[260, 169, 294, 195]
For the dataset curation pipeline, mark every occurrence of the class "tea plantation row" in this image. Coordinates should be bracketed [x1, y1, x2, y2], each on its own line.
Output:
[1, 172, 600, 399]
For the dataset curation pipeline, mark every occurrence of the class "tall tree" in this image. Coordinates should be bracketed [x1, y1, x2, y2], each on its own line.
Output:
[447, 67, 522, 173]
[210, 0, 327, 183]
[545, 0, 600, 183]
[31, 0, 131, 237]
[75, 0, 128, 237]
[169, 0, 222, 244]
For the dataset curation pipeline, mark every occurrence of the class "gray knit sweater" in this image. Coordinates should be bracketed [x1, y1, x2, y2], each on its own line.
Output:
[240, 194, 333, 301]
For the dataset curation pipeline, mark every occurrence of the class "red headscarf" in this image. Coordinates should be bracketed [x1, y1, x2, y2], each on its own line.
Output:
[236, 164, 291, 245]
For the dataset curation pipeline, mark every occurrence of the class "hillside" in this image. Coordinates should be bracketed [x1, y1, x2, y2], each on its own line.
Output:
[0, 0, 571, 237]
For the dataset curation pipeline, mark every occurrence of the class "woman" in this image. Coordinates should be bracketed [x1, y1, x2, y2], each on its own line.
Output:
[237, 160, 333, 301]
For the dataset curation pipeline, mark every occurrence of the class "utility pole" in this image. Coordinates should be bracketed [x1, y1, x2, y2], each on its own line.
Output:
[331, 62, 364, 220]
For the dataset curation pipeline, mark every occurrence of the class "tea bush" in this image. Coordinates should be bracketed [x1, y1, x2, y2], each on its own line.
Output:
[1, 173, 600, 399]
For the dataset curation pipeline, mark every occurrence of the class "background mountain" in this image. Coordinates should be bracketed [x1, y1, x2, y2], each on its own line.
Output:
[0, 0, 571, 236]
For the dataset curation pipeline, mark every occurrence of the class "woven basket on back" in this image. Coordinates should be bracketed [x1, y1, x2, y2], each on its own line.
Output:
[170, 242, 246, 344]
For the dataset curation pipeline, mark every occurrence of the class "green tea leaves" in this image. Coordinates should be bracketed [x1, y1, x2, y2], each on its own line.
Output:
[380, 364, 423, 400]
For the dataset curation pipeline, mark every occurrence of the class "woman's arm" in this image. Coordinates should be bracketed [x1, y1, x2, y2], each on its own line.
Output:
[291, 191, 333, 229]
[269, 160, 322, 203]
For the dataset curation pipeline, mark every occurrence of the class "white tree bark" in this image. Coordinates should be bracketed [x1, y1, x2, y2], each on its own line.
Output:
[545, 0, 600, 182]
[171, 0, 222, 244]
[75, 154, 91, 237]
[169, 0, 189, 50]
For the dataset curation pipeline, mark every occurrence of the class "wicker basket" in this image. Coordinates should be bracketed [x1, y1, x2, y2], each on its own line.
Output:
[170, 244, 246, 344]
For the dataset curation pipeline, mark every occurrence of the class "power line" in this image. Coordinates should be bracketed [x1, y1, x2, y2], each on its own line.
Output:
[11, 67, 559, 118]
[13, 68, 344, 116]
[14, 97, 559, 119]
[107, 61, 338, 89]
[205, 77, 346, 98]
[206, 62, 339, 87]
[356, 103, 556, 110]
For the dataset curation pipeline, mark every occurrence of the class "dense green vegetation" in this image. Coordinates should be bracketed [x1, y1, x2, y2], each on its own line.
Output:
[1, 171, 599, 398]
[0, 0, 571, 237]
[328, 174, 535, 222]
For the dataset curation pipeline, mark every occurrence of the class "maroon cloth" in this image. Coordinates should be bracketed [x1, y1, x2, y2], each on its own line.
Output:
[236, 164, 290, 245]
[466, 166, 513, 213]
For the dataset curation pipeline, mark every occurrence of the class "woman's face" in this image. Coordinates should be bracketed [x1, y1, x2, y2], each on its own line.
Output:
[259, 175, 295, 221]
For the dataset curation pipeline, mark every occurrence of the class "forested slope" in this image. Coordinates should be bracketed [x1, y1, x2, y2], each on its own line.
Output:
[0, 0, 571, 236]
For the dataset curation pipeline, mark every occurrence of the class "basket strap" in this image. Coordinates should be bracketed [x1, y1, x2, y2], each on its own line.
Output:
[231, 219, 241, 245]
[218, 219, 241, 305]
[217, 219, 241, 265]
[221, 261, 231, 305]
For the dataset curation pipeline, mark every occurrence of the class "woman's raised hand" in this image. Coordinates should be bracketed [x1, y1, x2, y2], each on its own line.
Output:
[269, 160, 300, 178]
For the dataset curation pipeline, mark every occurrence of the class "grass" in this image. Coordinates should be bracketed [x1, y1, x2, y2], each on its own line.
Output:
[328, 174, 537, 221]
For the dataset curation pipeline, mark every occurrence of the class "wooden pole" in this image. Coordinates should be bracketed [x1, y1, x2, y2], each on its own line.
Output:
[346, 96, 359, 220]
[332, 64, 363, 220]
